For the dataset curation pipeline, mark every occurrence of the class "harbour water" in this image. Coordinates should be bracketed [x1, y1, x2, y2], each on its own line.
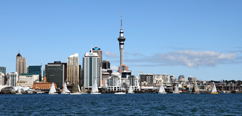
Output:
[0, 93, 241, 115]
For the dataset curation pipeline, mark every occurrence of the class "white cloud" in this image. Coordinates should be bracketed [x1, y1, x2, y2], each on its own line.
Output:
[111, 66, 118, 71]
[103, 51, 117, 58]
[125, 50, 238, 68]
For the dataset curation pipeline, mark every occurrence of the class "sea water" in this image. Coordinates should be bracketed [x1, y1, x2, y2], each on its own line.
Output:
[0, 93, 241, 115]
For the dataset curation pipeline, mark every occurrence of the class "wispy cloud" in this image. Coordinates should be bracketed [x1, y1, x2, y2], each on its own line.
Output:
[124, 50, 238, 68]
[103, 51, 118, 58]
[111, 66, 118, 71]
[124, 52, 144, 57]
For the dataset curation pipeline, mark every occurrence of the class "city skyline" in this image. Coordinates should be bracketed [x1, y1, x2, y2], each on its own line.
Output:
[0, 1, 242, 80]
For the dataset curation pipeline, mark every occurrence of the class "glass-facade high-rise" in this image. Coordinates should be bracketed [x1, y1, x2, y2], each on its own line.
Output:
[0, 67, 6, 75]
[28, 65, 42, 81]
[45, 61, 66, 88]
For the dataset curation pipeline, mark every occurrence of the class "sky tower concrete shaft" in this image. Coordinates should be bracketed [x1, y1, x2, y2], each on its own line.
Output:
[117, 10, 126, 66]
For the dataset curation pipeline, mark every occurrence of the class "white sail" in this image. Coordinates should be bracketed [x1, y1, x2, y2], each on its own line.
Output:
[18, 87, 21, 94]
[158, 83, 166, 93]
[211, 83, 217, 93]
[128, 86, 134, 94]
[91, 79, 100, 94]
[78, 85, 81, 92]
[62, 82, 70, 93]
[49, 83, 57, 94]
[64, 82, 70, 93]
[173, 84, 179, 94]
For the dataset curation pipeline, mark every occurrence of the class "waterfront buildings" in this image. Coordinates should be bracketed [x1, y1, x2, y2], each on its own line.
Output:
[106, 72, 122, 91]
[67, 53, 79, 85]
[0, 67, 6, 75]
[16, 73, 39, 88]
[45, 61, 67, 88]
[7, 72, 18, 87]
[28, 65, 42, 81]
[16, 53, 27, 75]
[127, 75, 140, 91]
[83, 50, 100, 89]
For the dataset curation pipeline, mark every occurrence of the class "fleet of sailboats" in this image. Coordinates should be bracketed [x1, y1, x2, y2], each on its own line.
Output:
[91, 79, 101, 94]
[49, 83, 58, 94]
[158, 83, 166, 94]
[211, 82, 218, 94]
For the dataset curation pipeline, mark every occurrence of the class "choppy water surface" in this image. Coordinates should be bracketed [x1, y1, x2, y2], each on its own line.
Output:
[0, 93, 241, 115]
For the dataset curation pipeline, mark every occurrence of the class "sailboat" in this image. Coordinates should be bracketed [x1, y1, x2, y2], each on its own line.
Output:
[158, 83, 166, 94]
[91, 79, 101, 94]
[173, 84, 180, 94]
[49, 83, 58, 94]
[16, 87, 22, 95]
[128, 86, 134, 94]
[81, 85, 88, 94]
[61, 82, 70, 94]
[211, 82, 218, 94]
[70, 84, 82, 95]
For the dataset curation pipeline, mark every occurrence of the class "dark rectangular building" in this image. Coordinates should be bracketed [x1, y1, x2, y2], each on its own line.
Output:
[45, 61, 67, 88]
[28, 65, 42, 81]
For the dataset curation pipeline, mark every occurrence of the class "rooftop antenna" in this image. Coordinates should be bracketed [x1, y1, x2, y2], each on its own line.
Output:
[121, 8, 122, 29]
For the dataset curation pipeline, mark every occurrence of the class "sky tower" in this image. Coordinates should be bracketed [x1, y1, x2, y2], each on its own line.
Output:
[117, 10, 126, 66]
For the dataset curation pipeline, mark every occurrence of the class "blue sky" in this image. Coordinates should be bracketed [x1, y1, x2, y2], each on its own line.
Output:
[0, 1, 242, 80]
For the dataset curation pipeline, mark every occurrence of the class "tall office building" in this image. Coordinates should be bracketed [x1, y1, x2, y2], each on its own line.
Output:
[45, 61, 67, 88]
[7, 72, 18, 86]
[92, 47, 102, 86]
[28, 65, 42, 81]
[117, 11, 126, 66]
[0, 67, 6, 75]
[16, 53, 27, 75]
[67, 53, 79, 85]
[83, 50, 100, 89]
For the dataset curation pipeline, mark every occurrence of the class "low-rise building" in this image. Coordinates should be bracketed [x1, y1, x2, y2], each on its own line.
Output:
[16, 74, 39, 88]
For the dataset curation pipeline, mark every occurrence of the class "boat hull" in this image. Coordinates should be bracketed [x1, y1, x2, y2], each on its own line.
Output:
[16, 93, 22, 95]
[61, 93, 70, 94]
[70, 93, 82, 95]
[211, 92, 218, 94]
[114, 92, 126, 94]
[158, 92, 167, 94]
[173, 92, 180, 94]
[49, 93, 58, 95]
[91, 93, 101, 94]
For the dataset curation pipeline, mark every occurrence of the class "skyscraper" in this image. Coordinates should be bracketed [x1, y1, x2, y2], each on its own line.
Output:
[67, 53, 79, 85]
[16, 53, 27, 75]
[102, 60, 110, 69]
[92, 47, 102, 86]
[117, 11, 126, 66]
[83, 50, 100, 89]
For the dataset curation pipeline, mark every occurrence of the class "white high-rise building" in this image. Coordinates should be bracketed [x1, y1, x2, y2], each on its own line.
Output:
[83, 50, 100, 89]
[67, 53, 79, 85]
[16, 53, 27, 75]
[7, 72, 18, 87]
